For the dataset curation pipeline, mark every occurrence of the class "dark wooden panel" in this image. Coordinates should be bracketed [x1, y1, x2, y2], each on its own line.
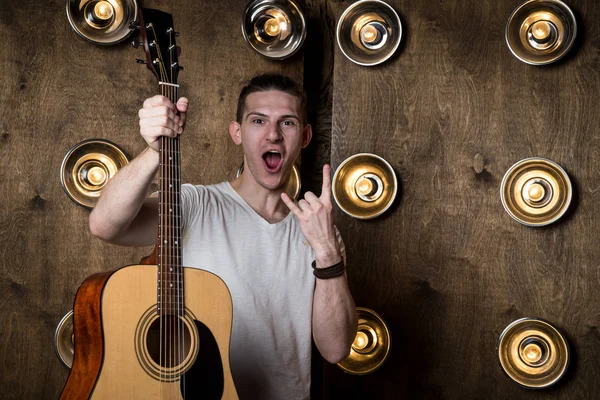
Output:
[0, 1, 302, 398]
[327, 0, 600, 398]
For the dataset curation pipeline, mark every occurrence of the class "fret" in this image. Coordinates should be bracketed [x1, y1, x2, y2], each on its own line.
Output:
[157, 81, 185, 316]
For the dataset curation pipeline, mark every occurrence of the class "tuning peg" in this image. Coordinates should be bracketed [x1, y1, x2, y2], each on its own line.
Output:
[175, 31, 180, 37]
[131, 37, 140, 48]
[171, 62, 184, 71]
[176, 46, 182, 57]
[135, 59, 147, 65]
[129, 22, 140, 30]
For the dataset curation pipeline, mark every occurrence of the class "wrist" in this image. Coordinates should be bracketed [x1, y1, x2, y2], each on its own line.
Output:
[311, 259, 345, 279]
[314, 252, 343, 269]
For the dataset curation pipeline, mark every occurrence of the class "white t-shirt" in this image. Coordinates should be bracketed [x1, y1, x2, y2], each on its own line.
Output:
[180, 182, 321, 399]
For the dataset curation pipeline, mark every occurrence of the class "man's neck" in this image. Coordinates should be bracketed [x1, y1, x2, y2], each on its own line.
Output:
[229, 176, 290, 224]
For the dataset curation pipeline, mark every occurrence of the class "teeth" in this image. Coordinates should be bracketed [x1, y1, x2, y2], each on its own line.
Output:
[267, 150, 280, 154]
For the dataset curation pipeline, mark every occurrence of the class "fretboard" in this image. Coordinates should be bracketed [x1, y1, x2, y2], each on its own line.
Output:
[157, 81, 183, 316]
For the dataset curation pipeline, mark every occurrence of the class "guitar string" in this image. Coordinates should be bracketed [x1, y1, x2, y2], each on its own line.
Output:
[154, 23, 184, 398]
[174, 82, 185, 399]
[152, 23, 164, 396]
[169, 30, 185, 397]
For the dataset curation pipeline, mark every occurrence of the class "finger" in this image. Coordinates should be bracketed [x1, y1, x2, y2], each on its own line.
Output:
[176, 97, 189, 113]
[298, 199, 310, 212]
[321, 164, 332, 203]
[143, 95, 176, 111]
[139, 106, 177, 121]
[176, 97, 188, 127]
[304, 191, 320, 206]
[140, 115, 182, 134]
[281, 193, 303, 215]
[142, 126, 180, 139]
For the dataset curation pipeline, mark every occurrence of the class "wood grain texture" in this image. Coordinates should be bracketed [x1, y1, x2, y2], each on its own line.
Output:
[4, 0, 600, 398]
[90, 265, 236, 399]
[325, 0, 600, 398]
[0, 1, 302, 398]
[60, 269, 114, 400]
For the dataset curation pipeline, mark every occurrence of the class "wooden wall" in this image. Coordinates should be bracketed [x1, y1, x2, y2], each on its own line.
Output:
[1, 0, 600, 399]
[0, 1, 301, 398]
[324, 0, 600, 399]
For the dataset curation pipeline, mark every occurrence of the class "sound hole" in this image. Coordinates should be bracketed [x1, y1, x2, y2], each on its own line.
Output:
[146, 316, 192, 368]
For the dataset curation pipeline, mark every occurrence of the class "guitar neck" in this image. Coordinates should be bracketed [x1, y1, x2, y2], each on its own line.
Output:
[158, 82, 183, 316]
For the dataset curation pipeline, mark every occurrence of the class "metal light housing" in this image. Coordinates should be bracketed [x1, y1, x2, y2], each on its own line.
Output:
[54, 310, 75, 368]
[506, 0, 577, 65]
[500, 157, 572, 227]
[242, 0, 306, 59]
[333, 153, 397, 219]
[60, 139, 129, 209]
[498, 317, 569, 388]
[337, 307, 391, 375]
[336, 0, 402, 66]
[66, 0, 138, 45]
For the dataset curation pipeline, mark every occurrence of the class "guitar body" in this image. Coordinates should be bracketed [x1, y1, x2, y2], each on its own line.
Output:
[61, 265, 237, 399]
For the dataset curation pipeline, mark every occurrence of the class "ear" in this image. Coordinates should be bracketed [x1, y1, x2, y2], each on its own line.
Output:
[229, 121, 242, 145]
[301, 124, 313, 148]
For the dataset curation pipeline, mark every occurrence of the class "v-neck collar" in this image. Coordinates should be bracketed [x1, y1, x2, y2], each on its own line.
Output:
[222, 182, 294, 228]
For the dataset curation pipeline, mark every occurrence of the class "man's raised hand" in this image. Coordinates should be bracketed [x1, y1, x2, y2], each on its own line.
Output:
[281, 164, 342, 266]
[138, 95, 188, 151]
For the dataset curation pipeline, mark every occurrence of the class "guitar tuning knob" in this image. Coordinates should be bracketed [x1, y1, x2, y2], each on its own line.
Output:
[175, 31, 180, 37]
[131, 37, 141, 49]
[129, 22, 140, 30]
[179, 66, 184, 71]
[135, 59, 147, 65]
[176, 46, 182, 57]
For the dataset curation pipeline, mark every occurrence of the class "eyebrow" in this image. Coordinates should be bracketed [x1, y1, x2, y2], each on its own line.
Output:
[245, 112, 300, 121]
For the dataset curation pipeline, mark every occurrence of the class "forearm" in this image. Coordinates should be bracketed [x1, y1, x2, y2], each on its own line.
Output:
[89, 147, 159, 242]
[312, 254, 357, 364]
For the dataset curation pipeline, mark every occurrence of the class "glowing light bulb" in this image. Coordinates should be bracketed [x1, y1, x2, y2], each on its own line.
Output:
[353, 331, 368, 350]
[531, 21, 551, 41]
[361, 24, 379, 44]
[86, 166, 107, 186]
[263, 18, 281, 36]
[356, 176, 375, 196]
[527, 183, 545, 202]
[523, 343, 542, 363]
[94, 1, 114, 21]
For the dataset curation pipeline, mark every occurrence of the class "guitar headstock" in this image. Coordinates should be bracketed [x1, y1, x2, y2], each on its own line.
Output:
[138, 9, 180, 84]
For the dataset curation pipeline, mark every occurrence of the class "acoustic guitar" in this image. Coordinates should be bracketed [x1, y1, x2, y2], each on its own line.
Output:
[60, 8, 238, 399]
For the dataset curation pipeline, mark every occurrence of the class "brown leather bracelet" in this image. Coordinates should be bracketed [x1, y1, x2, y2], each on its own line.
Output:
[311, 260, 345, 279]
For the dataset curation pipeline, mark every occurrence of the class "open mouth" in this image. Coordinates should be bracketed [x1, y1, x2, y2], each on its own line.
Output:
[262, 150, 283, 173]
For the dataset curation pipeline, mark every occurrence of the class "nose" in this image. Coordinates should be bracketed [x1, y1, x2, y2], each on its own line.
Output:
[266, 123, 282, 142]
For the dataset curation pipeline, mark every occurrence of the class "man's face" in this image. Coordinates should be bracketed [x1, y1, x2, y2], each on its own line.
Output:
[229, 90, 311, 190]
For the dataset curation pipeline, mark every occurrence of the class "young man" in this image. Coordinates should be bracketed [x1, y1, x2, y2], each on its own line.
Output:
[89, 74, 357, 399]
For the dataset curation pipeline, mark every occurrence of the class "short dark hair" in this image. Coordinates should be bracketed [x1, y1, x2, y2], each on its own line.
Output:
[236, 73, 307, 124]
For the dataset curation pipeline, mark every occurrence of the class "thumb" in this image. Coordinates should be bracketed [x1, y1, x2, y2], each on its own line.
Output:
[177, 97, 189, 126]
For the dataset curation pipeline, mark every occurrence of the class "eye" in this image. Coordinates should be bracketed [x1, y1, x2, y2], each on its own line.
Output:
[281, 120, 296, 127]
[253, 118, 264, 124]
